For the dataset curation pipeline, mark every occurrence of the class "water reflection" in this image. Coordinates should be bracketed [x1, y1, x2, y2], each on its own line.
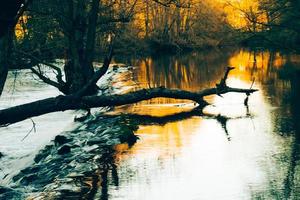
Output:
[84, 148, 120, 200]
[282, 69, 300, 199]
[108, 49, 300, 199]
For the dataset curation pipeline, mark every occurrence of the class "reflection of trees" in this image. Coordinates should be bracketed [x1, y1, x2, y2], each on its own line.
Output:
[82, 148, 120, 200]
[87, 106, 254, 198]
[133, 50, 234, 92]
[282, 70, 300, 199]
[226, 49, 300, 199]
[84, 107, 244, 199]
[253, 63, 300, 199]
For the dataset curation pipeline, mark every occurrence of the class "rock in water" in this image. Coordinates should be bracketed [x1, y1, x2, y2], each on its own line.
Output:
[112, 65, 118, 71]
[57, 145, 71, 155]
[54, 135, 69, 146]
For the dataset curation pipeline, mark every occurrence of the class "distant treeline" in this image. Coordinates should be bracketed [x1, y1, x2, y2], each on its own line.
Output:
[10, 0, 300, 68]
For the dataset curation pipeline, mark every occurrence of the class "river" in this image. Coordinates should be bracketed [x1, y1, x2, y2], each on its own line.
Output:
[1, 48, 300, 199]
[111, 48, 300, 200]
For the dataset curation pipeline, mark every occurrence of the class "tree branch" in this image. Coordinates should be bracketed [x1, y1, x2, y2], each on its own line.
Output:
[30, 66, 67, 93]
[16, 50, 65, 85]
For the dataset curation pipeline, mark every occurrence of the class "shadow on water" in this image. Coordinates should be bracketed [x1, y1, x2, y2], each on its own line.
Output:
[108, 100, 259, 142]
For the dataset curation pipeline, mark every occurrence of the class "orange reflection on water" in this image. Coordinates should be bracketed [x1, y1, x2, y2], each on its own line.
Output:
[116, 49, 294, 121]
[116, 49, 276, 161]
[110, 49, 300, 200]
[116, 118, 201, 159]
[228, 50, 286, 82]
[115, 105, 201, 162]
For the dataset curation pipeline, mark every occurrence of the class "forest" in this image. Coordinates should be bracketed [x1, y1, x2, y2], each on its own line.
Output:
[0, 0, 300, 199]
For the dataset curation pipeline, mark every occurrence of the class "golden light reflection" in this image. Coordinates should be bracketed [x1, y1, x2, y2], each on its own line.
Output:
[115, 49, 297, 158]
[115, 115, 202, 163]
[110, 49, 300, 199]
[114, 105, 199, 158]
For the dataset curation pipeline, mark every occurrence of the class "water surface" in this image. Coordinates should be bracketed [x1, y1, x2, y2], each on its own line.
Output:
[1, 49, 300, 200]
[109, 49, 300, 200]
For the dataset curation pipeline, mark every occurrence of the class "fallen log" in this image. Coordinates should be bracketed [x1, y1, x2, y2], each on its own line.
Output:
[0, 67, 258, 126]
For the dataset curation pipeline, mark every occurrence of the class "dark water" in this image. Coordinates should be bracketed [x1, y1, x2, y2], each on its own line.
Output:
[109, 49, 300, 200]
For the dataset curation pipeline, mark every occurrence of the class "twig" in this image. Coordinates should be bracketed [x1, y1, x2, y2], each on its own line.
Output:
[21, 119, 36, 141]
[244, 77, 256, 106]
[250, 77, 255, 89]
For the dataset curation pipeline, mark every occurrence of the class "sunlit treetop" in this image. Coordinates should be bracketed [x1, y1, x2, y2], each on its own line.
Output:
[219, 0, 266, 29]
